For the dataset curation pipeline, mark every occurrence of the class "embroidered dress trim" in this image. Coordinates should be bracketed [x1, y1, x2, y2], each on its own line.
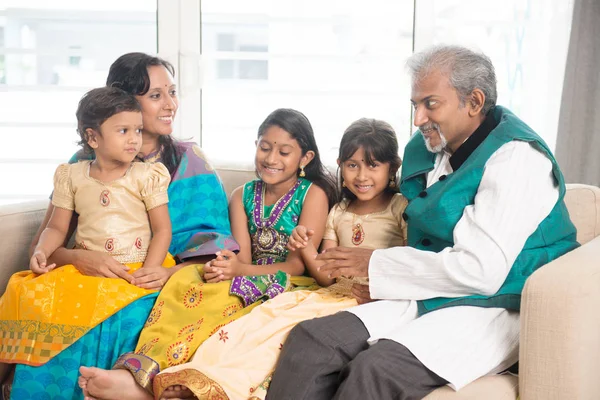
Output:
[251, 180, 301, 263]
[113, 352, 160, 394]
[153, 368, 229, 400]
[229, 271, 290, 307]
[351, 223, 365, 246]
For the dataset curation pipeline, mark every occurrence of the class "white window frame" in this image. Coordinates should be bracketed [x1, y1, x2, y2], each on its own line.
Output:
[157, 0, 203, 146]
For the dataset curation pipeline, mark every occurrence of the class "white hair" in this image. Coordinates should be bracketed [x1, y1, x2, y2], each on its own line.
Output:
[407, 45, 497, 114]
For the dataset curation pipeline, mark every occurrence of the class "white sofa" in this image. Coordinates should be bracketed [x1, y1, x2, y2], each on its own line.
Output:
[1, 164, 599, 400]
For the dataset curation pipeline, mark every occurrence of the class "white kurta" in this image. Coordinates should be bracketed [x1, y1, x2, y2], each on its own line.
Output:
[348, 140, 559, 390]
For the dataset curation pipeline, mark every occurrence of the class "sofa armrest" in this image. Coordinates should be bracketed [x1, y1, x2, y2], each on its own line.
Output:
[519, 235, 600, 400]
[0, 200, 48, 295]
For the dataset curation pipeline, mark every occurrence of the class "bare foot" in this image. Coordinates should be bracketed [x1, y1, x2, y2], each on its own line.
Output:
[79, 366, 152, 400]
[160, 385, 197, 399]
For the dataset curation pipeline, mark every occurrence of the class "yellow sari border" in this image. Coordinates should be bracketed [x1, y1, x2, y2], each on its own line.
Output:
[153, 368, 230, 400]
[0, 320, 88, 366]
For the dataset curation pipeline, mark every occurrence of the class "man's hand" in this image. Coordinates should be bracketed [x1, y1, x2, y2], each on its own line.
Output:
[316, 247, 374, 279]
[351, 283, 375, 305]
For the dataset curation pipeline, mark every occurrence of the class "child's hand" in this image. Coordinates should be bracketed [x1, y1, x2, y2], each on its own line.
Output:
[287, 225, 314, 251]
[132, 265, 172, 290]
[203, 253, 226, 282]
[203, 250, 242, 283]
[30, 250, 56, 275]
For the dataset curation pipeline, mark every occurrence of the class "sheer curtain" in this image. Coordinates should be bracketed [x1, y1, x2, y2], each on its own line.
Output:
[555, 0, 600, 186]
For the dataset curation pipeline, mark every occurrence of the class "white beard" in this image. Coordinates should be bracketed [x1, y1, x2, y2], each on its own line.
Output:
[423, 130, 448, 153]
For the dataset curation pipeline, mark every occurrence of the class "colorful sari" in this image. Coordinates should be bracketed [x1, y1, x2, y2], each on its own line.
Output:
[111, 178, 315, 398]
[6, 142, 237, 400]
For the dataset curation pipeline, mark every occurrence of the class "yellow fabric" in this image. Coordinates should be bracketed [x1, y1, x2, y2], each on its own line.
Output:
[154, 286, 357, 399]
[52, 161, 170, 264]
[152, 194, 409, 400]
[0, 254, 175, 366]
[131, 264, 317, 378]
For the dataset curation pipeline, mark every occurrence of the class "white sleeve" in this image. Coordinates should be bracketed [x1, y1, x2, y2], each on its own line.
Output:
[369, 141, 559, 300]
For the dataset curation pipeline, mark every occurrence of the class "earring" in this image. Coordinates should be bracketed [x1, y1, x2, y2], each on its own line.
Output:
[389, 177, 396, 188]
[342, 180, 346, 188]
[299, 165, 306, 177]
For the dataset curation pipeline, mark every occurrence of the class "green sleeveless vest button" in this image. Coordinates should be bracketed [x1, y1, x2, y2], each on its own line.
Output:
[421, 238, 432, 246]
[402, 212, 409, 221]
[439, 175, 447, 181]
[418, 191, 427, 198]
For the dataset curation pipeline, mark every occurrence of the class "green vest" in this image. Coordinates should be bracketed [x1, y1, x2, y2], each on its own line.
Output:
[399, 106, 579, 315]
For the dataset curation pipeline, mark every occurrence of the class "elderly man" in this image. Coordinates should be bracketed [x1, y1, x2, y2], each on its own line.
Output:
[267, 45, 579, 400]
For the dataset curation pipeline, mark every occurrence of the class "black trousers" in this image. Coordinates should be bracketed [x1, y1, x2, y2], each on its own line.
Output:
[267, 311, 447, 400]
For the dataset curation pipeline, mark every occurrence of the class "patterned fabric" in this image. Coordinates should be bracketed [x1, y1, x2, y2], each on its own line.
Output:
[113, 352, 160, 393]
[119, 265, 314, 397]
[153, 369, 229, 400]
[230, 271, 290, 307]
[153, 194, 409, 400]
[243, 178, 311, 265]
[9, 293, 158, 400]
[154, 287, 355, 400]
[116, 178, 314, 396]
[52, 161, 170, 263]
[165, 143, 239, 259]
[68, 142, 239, 259]
[6, 141, 236, 399]
[0, 256, 174, 366]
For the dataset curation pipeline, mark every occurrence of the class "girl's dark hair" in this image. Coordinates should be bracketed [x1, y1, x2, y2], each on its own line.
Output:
[76, 86, 141, 153]
[338, 118, 402, 201]
[257, 108, 339, 209]
[106, 52, 182, 174]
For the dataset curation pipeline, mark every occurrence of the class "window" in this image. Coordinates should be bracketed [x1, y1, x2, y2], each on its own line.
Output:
[215, 31, 269, 80]
[0, 27, 5, 84]
[2, 0, 575, 205]
[414, 0, 574, 150]
[199, 0, 415, 165]
[0, 1, 157, 205]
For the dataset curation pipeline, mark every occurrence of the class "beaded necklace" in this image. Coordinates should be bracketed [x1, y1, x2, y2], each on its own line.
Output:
[252, 179, 301, 264]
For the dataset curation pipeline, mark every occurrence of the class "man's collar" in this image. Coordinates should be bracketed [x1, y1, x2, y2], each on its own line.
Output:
[449, 108, 498, 171]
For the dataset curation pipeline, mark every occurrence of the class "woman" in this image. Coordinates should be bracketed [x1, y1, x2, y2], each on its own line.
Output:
[2, 52, 237, 400]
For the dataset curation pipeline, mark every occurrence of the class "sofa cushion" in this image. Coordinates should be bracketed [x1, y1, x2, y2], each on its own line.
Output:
[0, 199, 47, 295]
[424, 375, 518, 399]
[215, 164, 255, 199]
[564, 184, 600, 245]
